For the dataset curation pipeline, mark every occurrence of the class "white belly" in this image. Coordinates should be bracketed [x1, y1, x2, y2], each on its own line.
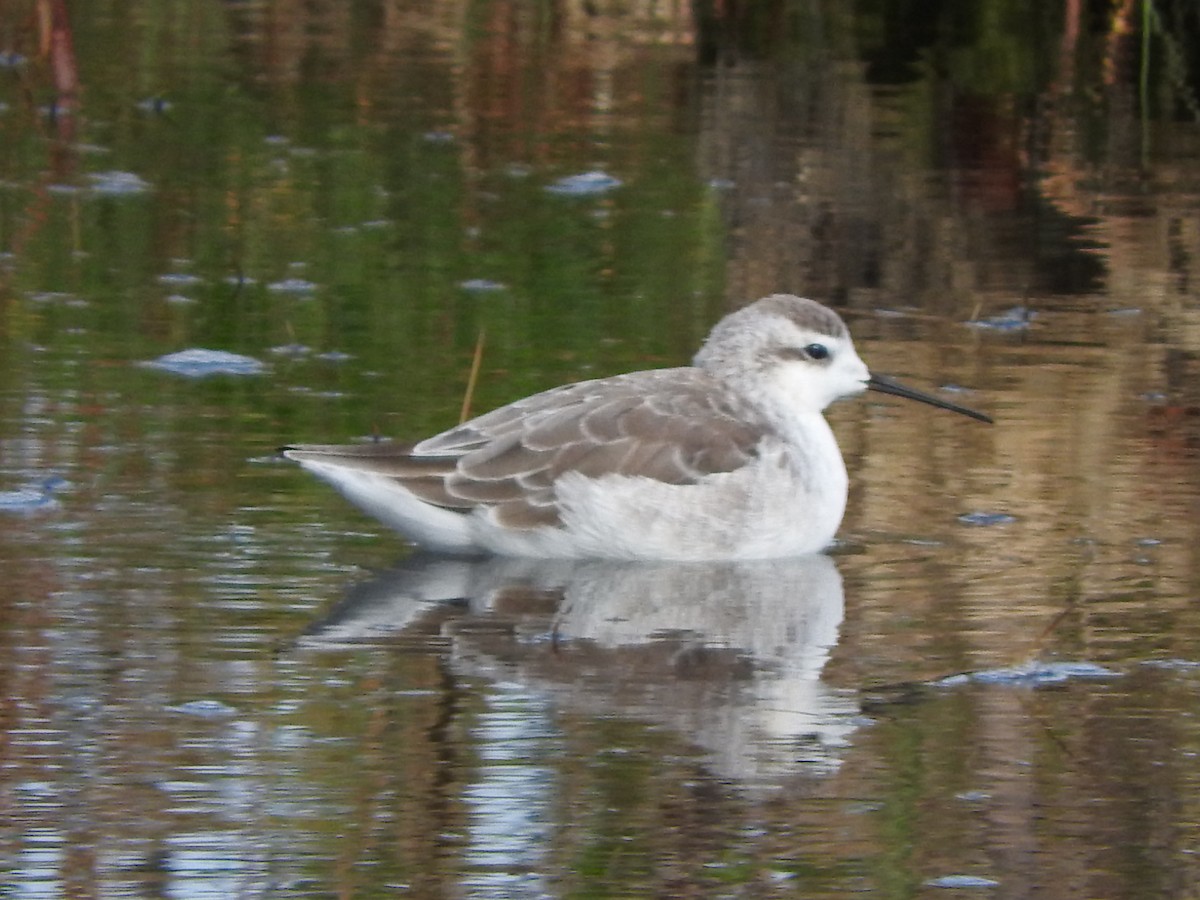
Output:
[474, 425, 849, 561]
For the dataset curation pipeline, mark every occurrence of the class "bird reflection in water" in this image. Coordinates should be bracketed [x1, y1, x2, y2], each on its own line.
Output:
[299, 553, 861, 782]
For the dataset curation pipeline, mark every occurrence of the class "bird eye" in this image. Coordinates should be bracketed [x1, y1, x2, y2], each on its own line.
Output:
[804, 343, 830, 361]
[776, 343, 833, 363]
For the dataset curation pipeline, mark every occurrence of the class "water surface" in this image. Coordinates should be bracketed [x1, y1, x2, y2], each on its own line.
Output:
[3, 2, 1200, 897]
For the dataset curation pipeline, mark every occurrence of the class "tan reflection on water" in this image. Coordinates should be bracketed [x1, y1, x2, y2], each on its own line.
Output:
[2, 1, 1200, 897]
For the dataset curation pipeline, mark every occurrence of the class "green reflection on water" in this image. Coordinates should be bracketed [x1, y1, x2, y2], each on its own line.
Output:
[4, 3, 1200, 898]
[0, 5, 724, 503]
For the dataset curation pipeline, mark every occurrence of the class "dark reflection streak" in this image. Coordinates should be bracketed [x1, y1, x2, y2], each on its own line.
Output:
[1022, 692, 1079, 762]
[345, 674, 392, 891]
[427, 655, 469, 869]
[1027, 598, 1081, 658]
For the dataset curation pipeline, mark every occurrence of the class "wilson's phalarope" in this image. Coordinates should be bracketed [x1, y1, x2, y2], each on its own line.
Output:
[283, 295, 991, 560]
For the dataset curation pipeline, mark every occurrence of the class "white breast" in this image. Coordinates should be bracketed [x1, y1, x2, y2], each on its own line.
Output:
[469, 414, 848, 561]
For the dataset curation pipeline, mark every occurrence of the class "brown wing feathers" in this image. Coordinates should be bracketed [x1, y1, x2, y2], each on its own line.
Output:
[284, 372, 765, 529]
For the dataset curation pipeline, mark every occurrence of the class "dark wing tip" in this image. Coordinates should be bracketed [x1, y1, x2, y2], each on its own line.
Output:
[279, 443, 341, 462]
[279, 440, 416, 458]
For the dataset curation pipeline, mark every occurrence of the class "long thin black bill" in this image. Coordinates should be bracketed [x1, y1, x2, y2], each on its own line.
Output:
[867, 374, 993, 424]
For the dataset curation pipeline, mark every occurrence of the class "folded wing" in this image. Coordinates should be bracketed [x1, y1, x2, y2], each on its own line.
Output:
[283, 369, 767, 530]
